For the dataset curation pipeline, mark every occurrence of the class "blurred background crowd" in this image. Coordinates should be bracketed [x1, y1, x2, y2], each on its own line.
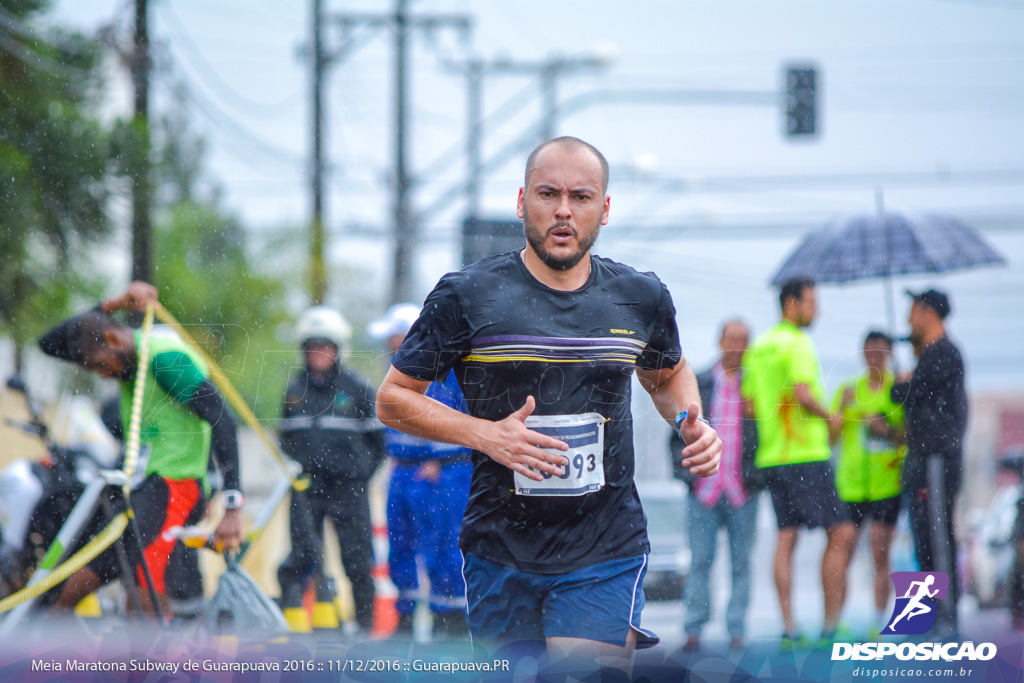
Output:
[1, 0, 1022, 643]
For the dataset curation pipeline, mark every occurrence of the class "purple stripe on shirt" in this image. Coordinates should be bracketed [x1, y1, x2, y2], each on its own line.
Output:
[471, 334, 644, 348]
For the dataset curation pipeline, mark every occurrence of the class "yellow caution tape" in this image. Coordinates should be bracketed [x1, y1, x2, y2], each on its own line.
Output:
[151, 303, 303, 562]
[121, 303, 154, 490]
[1, 301, 300, 617]
[0, 512, 129, 614]
[152, 303, 294, 477]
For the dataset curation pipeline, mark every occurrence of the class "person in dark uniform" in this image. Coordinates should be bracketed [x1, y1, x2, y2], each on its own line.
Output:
[276, 306, 385, 634]
[376, 136, 721, 669]
[891, 288, 967, 636]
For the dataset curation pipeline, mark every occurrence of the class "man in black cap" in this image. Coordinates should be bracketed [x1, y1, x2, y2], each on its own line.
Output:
[891, 288, 967, 636]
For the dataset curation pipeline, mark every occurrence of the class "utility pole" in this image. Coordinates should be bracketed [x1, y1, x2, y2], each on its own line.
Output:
[325, 1, 468, 303]
[445, 58, 485, 219]
[540, 64, 559, 142]
[488, 55, 608, 144]
[130, 0, 152, 286]
[391, 0, 413, 305]
[310, 0, 327, 304]
[315, 1, 480, 307]
[443, 53, 607, 221]
[465, 60, 483, 220]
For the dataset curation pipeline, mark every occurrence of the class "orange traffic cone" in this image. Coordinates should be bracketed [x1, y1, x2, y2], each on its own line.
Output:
[370, 524, 399, 638]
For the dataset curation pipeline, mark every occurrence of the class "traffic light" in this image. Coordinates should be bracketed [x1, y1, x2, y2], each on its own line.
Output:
[785, 65, 818, 137]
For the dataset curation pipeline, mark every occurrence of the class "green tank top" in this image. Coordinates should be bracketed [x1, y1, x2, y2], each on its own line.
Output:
[832, 371, 906, 502]
[120, 330, 211, 482]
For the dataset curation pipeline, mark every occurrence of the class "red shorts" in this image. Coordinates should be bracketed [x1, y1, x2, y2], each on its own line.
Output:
[89, 475, 206, 596]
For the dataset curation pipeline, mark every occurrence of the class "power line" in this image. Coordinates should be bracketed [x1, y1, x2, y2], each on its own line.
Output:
[626, 38, 1024, 65]
[415, 76, 539, 183]
[615, 167, 1024, 194]
[157, 2, 301, 116]
[240, 208, 1024, 244]
[157, 57, 306, 169]
[926, 0, 1024, 9]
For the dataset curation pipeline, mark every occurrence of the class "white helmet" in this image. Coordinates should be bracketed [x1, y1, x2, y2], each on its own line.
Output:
[368, 303, 421, 340]
[295, 306, 352, 350]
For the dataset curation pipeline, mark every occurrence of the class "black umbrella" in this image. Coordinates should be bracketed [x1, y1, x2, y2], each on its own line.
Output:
[770, 202, 1006, 332]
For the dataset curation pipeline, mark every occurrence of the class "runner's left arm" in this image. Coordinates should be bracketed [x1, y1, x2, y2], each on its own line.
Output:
[185, 380, 241, 493]
[635, 279, 720, 477]
[637, 357, 721, 477]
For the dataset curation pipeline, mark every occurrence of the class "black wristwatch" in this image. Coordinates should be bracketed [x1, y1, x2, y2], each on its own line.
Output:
[223, 489, 246, 510]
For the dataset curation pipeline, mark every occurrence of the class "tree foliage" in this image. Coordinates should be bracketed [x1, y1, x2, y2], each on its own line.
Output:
[138, 88, 291, 418]
[152, 199, 289, 419]
[0, 0, 110, 363]
[0, 4, 300, 419]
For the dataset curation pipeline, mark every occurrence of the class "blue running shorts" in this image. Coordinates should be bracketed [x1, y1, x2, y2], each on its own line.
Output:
[462, 552, 659, 648]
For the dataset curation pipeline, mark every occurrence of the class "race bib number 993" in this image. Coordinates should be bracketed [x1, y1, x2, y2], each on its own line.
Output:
[515, 413, 606, 496]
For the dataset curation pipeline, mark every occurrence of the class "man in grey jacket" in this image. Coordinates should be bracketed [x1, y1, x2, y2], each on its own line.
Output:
[672, 319, 764, 650]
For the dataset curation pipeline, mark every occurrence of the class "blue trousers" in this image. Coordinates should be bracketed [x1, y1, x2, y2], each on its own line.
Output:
[387, 460, 471, 615]
[684, 494, 758, 638]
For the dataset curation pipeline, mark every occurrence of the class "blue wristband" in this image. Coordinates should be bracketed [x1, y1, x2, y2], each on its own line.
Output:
[675, 410, 710, 442]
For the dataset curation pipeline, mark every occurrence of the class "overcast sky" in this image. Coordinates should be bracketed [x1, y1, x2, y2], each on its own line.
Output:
[46, 0, 1024, 391]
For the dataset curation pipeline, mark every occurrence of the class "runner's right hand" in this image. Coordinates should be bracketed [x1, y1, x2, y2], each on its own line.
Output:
[481, 396, 569, 481]
[102, 281, 158, 313]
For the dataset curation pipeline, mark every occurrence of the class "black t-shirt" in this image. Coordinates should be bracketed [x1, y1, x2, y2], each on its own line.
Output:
[891, 336, 968, 489]
[391, 251, 682, 574]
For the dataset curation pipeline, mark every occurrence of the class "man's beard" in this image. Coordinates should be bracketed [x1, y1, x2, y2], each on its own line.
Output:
[523, 207, 600, 271]
[112, 351, 137, 382]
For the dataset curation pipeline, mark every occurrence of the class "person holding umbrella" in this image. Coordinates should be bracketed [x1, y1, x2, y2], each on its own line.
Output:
[891, 288, 967, 637]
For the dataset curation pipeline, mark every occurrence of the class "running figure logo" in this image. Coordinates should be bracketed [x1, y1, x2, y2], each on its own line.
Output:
[882, 572, 949, 635]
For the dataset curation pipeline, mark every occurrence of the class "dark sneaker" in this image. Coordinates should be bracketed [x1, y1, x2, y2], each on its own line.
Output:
[780, 632, 813, 651]
[818, 623, 856, 648]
